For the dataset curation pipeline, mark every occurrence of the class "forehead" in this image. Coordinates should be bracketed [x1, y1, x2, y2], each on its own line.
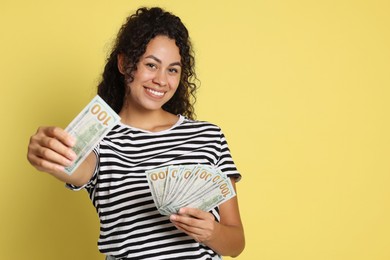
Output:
[143, 35, 181, 61]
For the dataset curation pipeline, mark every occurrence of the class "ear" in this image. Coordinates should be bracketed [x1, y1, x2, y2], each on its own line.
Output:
[117, 53, 126, 75]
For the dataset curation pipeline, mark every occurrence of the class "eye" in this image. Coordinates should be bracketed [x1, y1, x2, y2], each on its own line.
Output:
[146, 63, 157, 70]
[168, 67, 180, 74]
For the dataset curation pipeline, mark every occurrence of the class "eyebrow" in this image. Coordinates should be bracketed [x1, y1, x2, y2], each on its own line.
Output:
[144, 55, 182, 67]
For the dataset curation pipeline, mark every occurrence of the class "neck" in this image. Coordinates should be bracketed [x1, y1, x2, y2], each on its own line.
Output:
[119, 105, 178, 132]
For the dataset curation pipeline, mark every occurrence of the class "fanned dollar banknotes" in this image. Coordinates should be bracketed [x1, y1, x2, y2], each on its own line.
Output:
[64, 95, 120, 175]
[146, 164, 236, 215]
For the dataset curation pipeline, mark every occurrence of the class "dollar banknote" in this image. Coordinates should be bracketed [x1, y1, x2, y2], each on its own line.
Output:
[64, 95, 120, 175]
[146, 164, 236, 215]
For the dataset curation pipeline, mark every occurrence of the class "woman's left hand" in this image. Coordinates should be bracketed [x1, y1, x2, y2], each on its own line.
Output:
[170, 207, 219, 244]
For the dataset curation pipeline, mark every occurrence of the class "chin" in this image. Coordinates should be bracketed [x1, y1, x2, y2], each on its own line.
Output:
[143, 103, 166, 111]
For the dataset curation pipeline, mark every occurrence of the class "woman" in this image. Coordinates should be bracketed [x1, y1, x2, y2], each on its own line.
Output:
[27, 7, 245, 259]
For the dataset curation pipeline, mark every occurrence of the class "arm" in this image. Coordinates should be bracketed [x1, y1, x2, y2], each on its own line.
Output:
[169, 178, 245, 257]
[27, 126, 96, 186]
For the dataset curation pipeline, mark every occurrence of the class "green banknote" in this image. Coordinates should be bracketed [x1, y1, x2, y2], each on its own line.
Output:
[146, 164, 236, 215]
[64, 95, 120, 175]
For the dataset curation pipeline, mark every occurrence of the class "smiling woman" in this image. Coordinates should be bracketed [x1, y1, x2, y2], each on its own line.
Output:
[117, 36, 183, 125]
[26, 6, 245, 260]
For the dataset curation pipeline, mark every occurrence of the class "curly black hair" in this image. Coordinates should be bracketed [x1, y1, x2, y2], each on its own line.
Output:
[97, 7, 198, 119]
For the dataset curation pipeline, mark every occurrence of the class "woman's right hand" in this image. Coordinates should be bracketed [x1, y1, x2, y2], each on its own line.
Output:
[27, 126, 76, 174]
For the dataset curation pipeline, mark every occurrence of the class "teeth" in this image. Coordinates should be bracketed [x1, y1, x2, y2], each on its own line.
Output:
[147, 88, 164, 97]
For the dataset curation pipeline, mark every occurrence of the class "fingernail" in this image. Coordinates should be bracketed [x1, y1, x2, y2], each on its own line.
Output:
[56, 165, 65, 172]
[69, 137, 76, 146]
[68, 150, 77, 160]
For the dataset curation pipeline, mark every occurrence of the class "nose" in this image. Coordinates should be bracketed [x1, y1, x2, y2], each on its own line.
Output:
[153, 70, 167, 87]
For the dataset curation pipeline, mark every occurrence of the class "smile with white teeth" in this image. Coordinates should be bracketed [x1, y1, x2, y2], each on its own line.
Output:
[146, 88, 165, 97]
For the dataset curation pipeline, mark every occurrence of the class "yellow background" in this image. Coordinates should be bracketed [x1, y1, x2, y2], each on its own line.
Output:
[1, 0, 389, 259]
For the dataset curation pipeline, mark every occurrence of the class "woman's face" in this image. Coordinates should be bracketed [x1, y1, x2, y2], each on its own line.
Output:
[123, 35, 182, 112]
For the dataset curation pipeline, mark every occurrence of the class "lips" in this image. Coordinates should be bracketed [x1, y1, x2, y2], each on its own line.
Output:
[145, 87, 165, 97]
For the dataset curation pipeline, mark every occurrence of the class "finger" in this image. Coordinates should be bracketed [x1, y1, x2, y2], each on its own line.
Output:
[170, 223, 194, 240]
[40, 126, 75, 147]
[27, 153, 66, 174]
[170, 214, 203, 232]
[38, 134, 76, 161]
[28, 133, 75, 168]
[37, 143, 75, 166]
[27, 126, 76, 174]
[178, 208, 214, 221]
[171, 219, 203, 238]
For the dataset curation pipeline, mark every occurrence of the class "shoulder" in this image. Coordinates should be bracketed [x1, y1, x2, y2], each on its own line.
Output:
[181, 116, 222, 132]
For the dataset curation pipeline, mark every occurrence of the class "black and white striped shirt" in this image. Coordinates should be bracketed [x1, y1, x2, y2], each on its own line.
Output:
[68, 115, 241, 259]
